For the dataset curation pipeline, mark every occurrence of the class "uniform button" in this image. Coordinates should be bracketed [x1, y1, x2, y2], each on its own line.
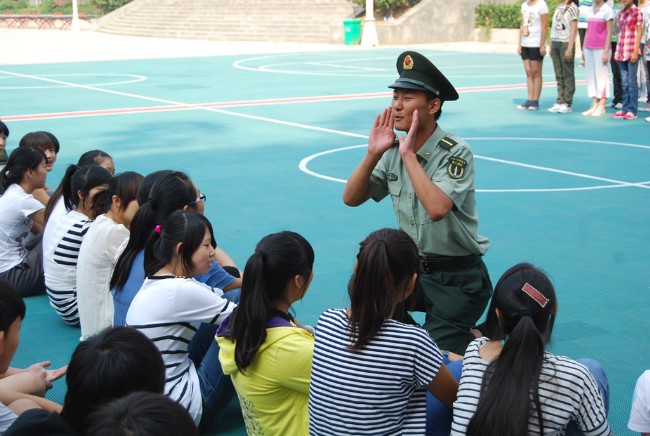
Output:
[409, 220, 415, 226]
[408, 193, 412, 199]
[424, 152, 431, 158]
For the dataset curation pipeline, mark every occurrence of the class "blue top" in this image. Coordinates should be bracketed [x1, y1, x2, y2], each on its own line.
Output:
[112, 250, 236, 327]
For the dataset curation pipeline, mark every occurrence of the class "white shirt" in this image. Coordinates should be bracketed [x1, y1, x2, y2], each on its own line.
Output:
[629, 370, 650, 433]
[127, 276, 235, 424]
[522, 0, 550, 47]
[0, 184, 44, 273]
[76, 214, 129, 341]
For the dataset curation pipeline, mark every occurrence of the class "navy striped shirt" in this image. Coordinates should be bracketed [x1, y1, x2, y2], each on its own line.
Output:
[309, 309, 443, 435]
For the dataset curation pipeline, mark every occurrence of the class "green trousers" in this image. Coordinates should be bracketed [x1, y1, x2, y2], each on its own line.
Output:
[415, 260, 493, 355]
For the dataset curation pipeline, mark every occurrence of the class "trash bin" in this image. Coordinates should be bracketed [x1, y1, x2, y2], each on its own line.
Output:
[343, 18, 362, 45]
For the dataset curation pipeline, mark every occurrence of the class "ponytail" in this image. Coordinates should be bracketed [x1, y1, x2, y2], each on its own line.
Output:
[225, 231, 314, 372]
[348, 228, 419, 351]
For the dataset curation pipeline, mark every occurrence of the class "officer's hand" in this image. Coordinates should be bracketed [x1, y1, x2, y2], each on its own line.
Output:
[398, 109, 418, 157]
[368, 107, 396, 157]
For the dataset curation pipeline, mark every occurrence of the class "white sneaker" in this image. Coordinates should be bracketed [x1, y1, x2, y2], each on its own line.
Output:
[614, 102, 623, 110]
[645, 115, 650, 122]
[591, 105, 606, 117]
[639, 103, 650, 112]
[557, 104, 572, 113]
[548, 103, 562, 113]
[582, 106, 596, 116]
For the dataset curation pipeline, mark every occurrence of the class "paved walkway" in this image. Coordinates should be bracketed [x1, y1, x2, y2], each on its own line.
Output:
[1, 28, 519, 65]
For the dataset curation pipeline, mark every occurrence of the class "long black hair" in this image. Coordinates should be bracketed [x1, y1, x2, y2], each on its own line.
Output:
[44, 150, 114, 222]
[94, 171, 143, 219]
[110, 171, 195, 291]
[59, 164, 113, 219]
[0, 147, 46, 194]
[349, 228, 419, 350]
[467, 262, 557, 436]
[151, 210, 215, 277]
[224, 231, 314, 372]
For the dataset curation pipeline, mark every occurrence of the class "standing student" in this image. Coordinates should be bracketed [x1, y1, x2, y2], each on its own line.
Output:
[217, 231, 315, 435]
[43, 165, 112, 326]
[127, 211, 237, 427]
[549, 0, 580, 113]
[309, 228, 459, 435]
[582, 0, 615, 116]
[76, 171, 143, 340]
[451, 263, 611, 436]
[612, 0, 644, 119]
[343, 51, 492, 355]
[579, 0, 596, 64]
[610, 0, 626, 109]
[517, 0, 550, 110]
[0, 148, 48, 297]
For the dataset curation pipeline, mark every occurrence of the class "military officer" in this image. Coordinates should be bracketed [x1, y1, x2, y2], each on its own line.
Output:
[343, 51, 492, 355]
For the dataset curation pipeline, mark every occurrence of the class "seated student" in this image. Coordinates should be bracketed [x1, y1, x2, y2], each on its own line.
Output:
[18, 132, 59, 207]
[0, 120, 9, 170]
[43, 165, 112, 326]
[0, 148, 48, 297]
[309, 228, 459, 435]
[86, 391, 199, 436]
[0, 281, 66, 433]
[126, 211, 237, 427]
[629, 370, 650, 435]
[451, 263, 611, 436]
[76, 171, 143, 341]
[4, 326, 166, 436]
[217, 231, 315, 435]
[44, 149, 115, 225]
[111, 170, 240, 327]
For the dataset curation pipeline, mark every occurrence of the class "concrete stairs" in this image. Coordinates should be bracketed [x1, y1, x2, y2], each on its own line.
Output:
[98, 0, 357, 43]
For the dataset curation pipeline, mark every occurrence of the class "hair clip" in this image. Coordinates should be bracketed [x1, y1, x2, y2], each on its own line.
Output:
[521, 282, 549, 308]
[154, 225, 162, 234]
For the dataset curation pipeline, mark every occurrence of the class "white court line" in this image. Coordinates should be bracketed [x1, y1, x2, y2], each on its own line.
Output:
[299, 142, 650, 192]
[2, 70, 647, 193]
[0, 73, 146, 90]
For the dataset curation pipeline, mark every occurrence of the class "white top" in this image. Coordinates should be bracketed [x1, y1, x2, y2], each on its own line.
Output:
[126, 276, 235, 424]
[43, 210, 91, 291]
[551, 2, 579, 42]
[629, 370, 650, 432]
[451, 337, 611, 436]
[309, 309, 443, 435]
[42, 198, 67, 259]
[76, 214, 129, 341]
[521, 0, 550, 47]
[0, 403, 17, 433]
[0, 184, 44, 273]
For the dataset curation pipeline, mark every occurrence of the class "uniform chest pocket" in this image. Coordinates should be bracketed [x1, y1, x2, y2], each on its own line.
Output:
[388, 181, 402, 197]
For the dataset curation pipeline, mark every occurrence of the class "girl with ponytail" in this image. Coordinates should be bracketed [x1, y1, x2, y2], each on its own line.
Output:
[43, 164, 112, 326]
[126, 210, 236, 428]
[309, 228, 459, 435]
[451, 263, 611, 436]
[0, 147, 48, 297]
[217, 231, 315, 435]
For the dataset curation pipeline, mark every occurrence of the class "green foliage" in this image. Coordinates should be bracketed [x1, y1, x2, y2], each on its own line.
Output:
[476, 0, 564, 30]
[90, 0, 130, 14]
[0, 0, 96, 14]
[0, 0, 29, 12]
[348, 0, 420, 17]
[475, 3, 521, 29]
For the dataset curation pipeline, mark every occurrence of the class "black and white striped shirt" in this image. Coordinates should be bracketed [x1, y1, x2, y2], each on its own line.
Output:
[451, 337, 611, 435]
[44, 210, 92, 326]
[309, 309, 443, 435]
[126, 276, 235, 424]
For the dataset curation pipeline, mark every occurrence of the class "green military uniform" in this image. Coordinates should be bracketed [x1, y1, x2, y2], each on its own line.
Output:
[365, 51, 493, 355]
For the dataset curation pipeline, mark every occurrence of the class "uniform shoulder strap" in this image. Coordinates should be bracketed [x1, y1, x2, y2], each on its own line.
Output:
[438, 136, 458, 150]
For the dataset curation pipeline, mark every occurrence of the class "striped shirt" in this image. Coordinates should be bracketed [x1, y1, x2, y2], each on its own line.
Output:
[451, 337, 611, 436]
[126, 276, 235, 424]
[43, 210, 92, 326]
[579, 0, 595, 28]
[308, 309, 443, 435]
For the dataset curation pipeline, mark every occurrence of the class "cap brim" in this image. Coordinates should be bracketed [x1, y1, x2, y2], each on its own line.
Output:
[388, 80, 430, 92]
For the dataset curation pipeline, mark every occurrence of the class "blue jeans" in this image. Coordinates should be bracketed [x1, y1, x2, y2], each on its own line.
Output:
[619, 60, 640, 114]
[188, 322, 236, 429]
[565, 358, 610, 436]
[426, 357, 463, 436]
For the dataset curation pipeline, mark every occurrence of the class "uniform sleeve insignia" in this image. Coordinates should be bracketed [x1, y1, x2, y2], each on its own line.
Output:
[438, 136, 458, 150]
[387, 172, 398, 181]
[447, 157, 466, 179]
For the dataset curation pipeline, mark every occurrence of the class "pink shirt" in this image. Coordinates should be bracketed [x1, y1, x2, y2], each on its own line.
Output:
[584, 3, 614, 49]
[614, 5, 643, 61]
